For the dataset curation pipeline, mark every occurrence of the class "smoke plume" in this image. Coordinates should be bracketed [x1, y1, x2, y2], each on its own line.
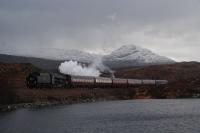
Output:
[58, 60, 100, 77]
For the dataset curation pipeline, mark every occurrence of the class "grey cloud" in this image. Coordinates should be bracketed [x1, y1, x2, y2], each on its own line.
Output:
[0, 0, 200, 61]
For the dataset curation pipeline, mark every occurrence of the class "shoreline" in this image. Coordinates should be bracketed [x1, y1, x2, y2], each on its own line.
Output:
[0, 97, 112, 112]
[1, 97, 200, 112]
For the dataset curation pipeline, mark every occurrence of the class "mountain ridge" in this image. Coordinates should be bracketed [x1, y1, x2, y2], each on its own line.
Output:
[102, 44, 174, 68]
[0, 44, 175, 70]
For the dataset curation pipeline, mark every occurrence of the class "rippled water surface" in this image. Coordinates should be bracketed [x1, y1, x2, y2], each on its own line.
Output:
[1, 99, 200, 133]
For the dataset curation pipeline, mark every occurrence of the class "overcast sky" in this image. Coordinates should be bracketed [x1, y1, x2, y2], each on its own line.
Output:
[0, 0, 200, 61]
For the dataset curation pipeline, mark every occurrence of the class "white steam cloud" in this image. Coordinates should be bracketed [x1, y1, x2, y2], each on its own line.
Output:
[58, 60, 100, 77]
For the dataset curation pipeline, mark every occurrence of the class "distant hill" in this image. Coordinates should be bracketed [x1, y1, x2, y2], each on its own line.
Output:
[0, 44, 175, 70]
[0, 62, 41, 75]
[115, 61, 200, 81]
[0, 54, 62, 72]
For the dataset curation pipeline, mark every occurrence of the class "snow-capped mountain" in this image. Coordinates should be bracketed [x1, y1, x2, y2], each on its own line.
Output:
[0, 44, 175, 69]
[102, 44, 175, 68]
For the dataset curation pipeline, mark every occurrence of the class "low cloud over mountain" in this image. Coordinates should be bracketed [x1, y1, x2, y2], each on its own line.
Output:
[0, 44, 175, 70]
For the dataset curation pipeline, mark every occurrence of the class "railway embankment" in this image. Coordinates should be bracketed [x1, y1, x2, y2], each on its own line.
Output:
[1, 62, 200, 111]
[0, 88, 136, 112]
[0, 96, 106, 112]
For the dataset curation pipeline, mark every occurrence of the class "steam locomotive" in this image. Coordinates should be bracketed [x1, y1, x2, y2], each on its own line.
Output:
[26, 72, 168, 88]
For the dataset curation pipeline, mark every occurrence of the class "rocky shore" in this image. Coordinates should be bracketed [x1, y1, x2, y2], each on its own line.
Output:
[0, 96, 110, 112]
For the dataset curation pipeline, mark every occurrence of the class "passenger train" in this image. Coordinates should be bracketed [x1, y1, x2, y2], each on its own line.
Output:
[26, 72, 168, 88]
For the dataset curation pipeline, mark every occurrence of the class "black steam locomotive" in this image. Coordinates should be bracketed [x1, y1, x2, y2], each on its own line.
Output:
[26, 72, 168, 88]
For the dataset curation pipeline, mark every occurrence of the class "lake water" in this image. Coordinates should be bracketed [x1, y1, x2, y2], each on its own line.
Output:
[1, 99, 200, 133]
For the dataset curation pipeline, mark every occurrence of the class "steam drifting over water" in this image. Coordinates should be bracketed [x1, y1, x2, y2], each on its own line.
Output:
[59, 60, 100, 77]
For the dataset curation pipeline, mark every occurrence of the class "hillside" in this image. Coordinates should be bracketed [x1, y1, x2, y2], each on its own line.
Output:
[1, 62, 199, 105]
[0, 63, 98, 105]
[115, 62, 200, 98]
[0, 54, 62, 71]
[0, 63, 134, 105]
